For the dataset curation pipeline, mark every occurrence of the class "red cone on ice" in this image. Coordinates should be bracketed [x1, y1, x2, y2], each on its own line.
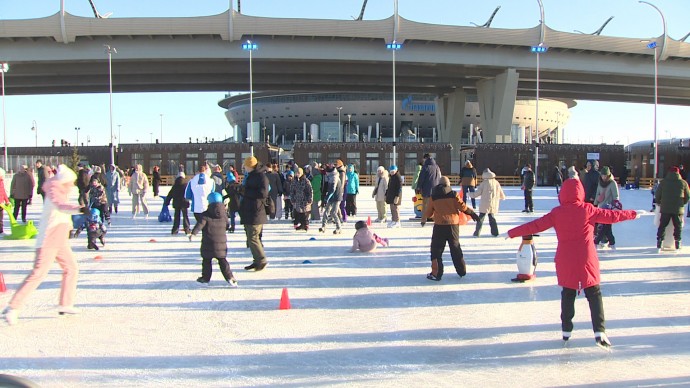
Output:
[366, 216, 372, 226]
[0, 272, 6, 293]
[279, 288, 291, 310]
[94, 255, 103, 260]
[149, 239, 157, 243]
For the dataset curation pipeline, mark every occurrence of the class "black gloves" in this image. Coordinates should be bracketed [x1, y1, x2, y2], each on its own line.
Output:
[466, 209, 480, 222]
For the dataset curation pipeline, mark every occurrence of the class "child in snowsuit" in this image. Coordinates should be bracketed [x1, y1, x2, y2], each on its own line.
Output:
[421, 176, 480, 281]
[88, 177, 110, 225]
[189, 192, 238, 287]
[350, 221, 389, 253]
[86, 208, 107, 250]
[507, 178, 638, 348]
[289, 167, 313, 231]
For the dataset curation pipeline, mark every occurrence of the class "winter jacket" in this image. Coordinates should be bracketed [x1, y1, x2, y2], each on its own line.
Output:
[165, 177, 190, 210]
[593, 176, 619, 208]
[77, 168, 91, 192]
[239, 164, 269, 225]
[88, 182, 108, 206]
[310, 168, 323, 203]
[417, 158, 442, 197]
[266, 171, 283, 197]
[655, 170, 690, 215]
[290, 175, 313, 213]
[210, 172, 224, 194]
[185, 172, 215, 214]
[283, 177, 294, 199]
[129, 170, 149, 196]
[553, 167, 564, 186]
[460, 164, 477, 187]
[508, 179, 637, 290]
[105, 170, 120, 193]
[322, 168, 342, 204]
[223, 182, 241, 213]
[36, 178, 82, 248]
[10, 170, 34, 200]
[350, 227, 377, 253]
[152, 171, 162, 192]
[36, 165, 46, 195]
[345, 166, 359, 195]
[422, 184, 475, 226]
[385, 172, 403, 205]
[522, 169, 535, 190]
[470, 169, 505, 214]
[584, 168, 601, 202]
[336, 165, 347, 200]
[191, 202, 229, 260]
[372, 169, 389, 202]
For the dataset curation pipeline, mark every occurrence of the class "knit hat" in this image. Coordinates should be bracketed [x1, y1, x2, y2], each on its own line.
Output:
[389, 165, 398, 172]
[377, 166, 385, 173]
[225, 172, 235, 183]
[335, 159, 344, 168]
[244, 156, 258, 169]
[567, 166, 578, 179]
[54, 164, 77, 184]
[208, 192, 223, 204]
[600, 166, 611, 177]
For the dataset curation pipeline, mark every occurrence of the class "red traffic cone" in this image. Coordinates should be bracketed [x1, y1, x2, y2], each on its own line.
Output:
[0, 272, 6, 293]
[279, 288, 291, 310]
[366, 216, 372, 226]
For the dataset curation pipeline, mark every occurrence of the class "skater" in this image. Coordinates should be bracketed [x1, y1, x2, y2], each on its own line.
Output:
[164, 172, 191, 235]
[88, 176, 110, 225]
[35, 159, 47, 202]
[655, 166, 690, 251]
[85, 208, 107, 250]
[350, 220, 389, 253]
[385, 165, 402, 228]
[240, 156, 270, 272]
[507, 178, 638, 348]
[185, 163, 215, 223]
[421, 176, 480, 281]
[319, 164, 344, 234]
[265, 163, 283, 220]
[10, 165, 34, 223]
[521, 163, 535, 213]
[593, 166, 620, 250]
[189, 192, 238, 287]
[553, 165, 564, 194]
[290, 167, 313, 231]
[372, 166, 389, 223]
[345, 164, 359, 217]
[460, 160, 477, 208]
[309, 162, 322, 222]
[283, 170, 295, 220]
[128, 164, 150, 218]
[470, 168, 506, 237]
[416, 153, 442, 219]
[76, 163, 91, 206]
[152, 166, 162, 197]
[223, 172, 241, 233]
[105, 164, 120, 215]
[2, 165, 85, 325]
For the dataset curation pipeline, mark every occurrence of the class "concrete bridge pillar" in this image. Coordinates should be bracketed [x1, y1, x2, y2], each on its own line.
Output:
[435, 89, 466, 173]
[476, 69, 519, 143]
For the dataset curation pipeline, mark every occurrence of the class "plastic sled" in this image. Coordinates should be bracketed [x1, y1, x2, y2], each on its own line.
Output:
[158, 196, 172, 223]
[0, 203, 38, 240]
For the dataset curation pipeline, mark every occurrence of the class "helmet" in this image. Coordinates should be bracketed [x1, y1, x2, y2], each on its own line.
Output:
[354, 220, 367, 230]
[89, 208, 101, 221]
[207, 192, 223, 204]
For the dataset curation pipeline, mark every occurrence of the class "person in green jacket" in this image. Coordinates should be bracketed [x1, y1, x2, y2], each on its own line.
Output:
[309, 162, 323, 221]
[655, 166, 690, 250]
[411, 163, 422, 191]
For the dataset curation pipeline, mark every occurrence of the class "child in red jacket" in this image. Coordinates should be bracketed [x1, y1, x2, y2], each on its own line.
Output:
[508, 178, 637, 349]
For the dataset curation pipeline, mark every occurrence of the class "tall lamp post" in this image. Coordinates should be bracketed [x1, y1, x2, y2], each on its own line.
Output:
[31, 120, 38, 147]
[159, 114, 163, 144]
[242, 40, 258, 157]
[105, 44, 117, 166]
[1, 63, 8, 170]
[336, 106, 343, 141]
[387, 41, 402, 166]
[117, 124, 122, 146]
[75, 127, 80, 147]
[640, 0, 666, 179]
[530, 0, 547, 186]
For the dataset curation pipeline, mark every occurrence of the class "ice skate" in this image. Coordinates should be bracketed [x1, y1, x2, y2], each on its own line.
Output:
[2, 307, 18, 325]
[228, 278, 239, 288]
[196, 277, 210, 284]
[58, 306, 82, 316]
[594, 332, 612, 350]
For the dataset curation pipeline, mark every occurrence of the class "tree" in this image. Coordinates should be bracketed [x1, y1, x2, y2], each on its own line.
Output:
[69, 147, 81, 171]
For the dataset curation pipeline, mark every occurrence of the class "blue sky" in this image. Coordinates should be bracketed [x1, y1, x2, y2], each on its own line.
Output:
[1, 0, 689, 147]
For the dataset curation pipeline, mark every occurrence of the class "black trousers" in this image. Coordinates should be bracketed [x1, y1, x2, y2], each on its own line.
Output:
[346, 194, 357, 216]
[13, 198, 29, 222]
[430, 224, 466, 277]
[200, 257, 234, 282]
[523, 189, 533, 211]
[657, 213, 683, 242]
[561, 285, 605, 334]
[294, 211, 309, 229]
[172, 206, 191, 233]
[474, 213, 498, 236]
[594, 223, 615, 246]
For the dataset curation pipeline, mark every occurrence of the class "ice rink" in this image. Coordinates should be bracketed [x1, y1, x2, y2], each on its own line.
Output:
[0, 182, 689, 387]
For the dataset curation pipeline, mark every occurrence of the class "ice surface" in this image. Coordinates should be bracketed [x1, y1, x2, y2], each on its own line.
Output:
[0, 182, 689, 387]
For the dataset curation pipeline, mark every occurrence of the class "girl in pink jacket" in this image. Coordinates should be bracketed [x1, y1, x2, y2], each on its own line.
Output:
[508, 178, 637, 348]
[350, 221, 389, 253]
[3, 165, 84, 325]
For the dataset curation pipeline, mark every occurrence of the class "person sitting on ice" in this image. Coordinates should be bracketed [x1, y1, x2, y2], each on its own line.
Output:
[86, 208, 107, 251]
[350, 221, 389, 253]
[189, 192, 238, 287]
[507, 178, 638, 349]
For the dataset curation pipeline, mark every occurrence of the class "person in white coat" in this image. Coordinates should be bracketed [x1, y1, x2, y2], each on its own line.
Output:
[185, 163, 215, 223]
[128, 164, 149, 218]
[470, 168, 506, 237]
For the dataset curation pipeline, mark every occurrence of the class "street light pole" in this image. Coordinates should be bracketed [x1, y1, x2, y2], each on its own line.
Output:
[105, 44, 117, 166]
[336, 106, 343, 141]
[347, 114, 352, 142]
[242, 40, 258, 157]
[640, 0, 666, 179]
[1, 63, 8, 170]
[75, 127, 80, 147]
[387, 41, 402, 166]
[531, 0, 547, 186]
[31, 120, 37, 147]
[117, 124, 122, 146]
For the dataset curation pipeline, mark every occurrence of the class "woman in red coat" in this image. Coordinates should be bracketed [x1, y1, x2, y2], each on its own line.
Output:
[508, 178, 637, 348]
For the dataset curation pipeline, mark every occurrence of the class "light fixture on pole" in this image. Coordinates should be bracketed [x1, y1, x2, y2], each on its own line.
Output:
[117, 124, 122, 146]
[105, 44, 117, 166]
[1, 63, 8, 170]
[387, 40, 402, 166]
[75, 127, 80, 147]
[530, 0, 547, 186]
[347, 114, 352, 142]
[242, 40, 258, 157]
[159, 114, 163, 144]
[31, 120, 38, 147]
[639, 0, 666, 179]
[336, 106, 343, 141]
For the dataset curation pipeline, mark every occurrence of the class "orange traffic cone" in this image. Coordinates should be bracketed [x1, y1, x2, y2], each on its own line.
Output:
[0, 272, 6, 293]
[279, 288, 291, 310]
[366, 216, 372, 226]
